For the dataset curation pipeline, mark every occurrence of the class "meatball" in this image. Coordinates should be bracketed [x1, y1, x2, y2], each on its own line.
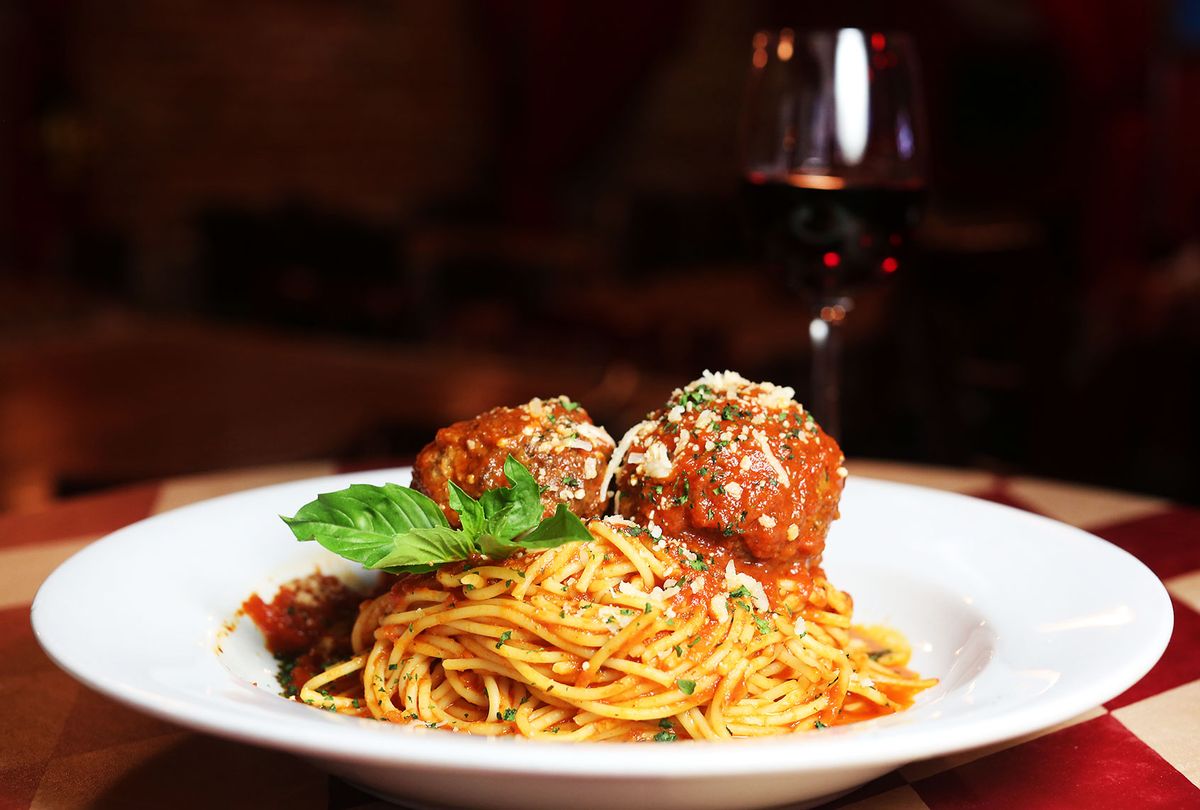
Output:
[412, 396, 615, 525]
[609, 371, 845, 563]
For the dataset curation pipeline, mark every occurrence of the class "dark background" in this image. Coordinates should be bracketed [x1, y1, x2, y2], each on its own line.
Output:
[2, 0, 1198, 511]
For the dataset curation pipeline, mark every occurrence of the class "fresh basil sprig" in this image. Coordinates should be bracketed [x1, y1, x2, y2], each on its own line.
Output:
[281, 456, 592, 574]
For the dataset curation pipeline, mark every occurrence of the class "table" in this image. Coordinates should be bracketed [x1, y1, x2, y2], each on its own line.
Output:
[3, 460, 1198, 809]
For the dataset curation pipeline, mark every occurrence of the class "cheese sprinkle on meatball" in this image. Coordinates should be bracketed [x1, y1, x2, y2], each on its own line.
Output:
[608, 371, 845, 565]
[412, 396, 615, 525]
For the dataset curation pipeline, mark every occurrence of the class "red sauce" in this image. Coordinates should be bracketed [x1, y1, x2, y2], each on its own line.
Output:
[243, 573, 361, 656]
[242, 573, 368, 696]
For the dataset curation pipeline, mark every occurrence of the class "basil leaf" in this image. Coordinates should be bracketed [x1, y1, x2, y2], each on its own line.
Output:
[514, 504, 592, 548]
[478, 504, 591, 556]
[478, 456, 544, 542]
[282, 456, 595, 574]
[476, 532, 518, 559]
[369, 527, 477, 570]
[448, 482, 485, 537]
[282, 483, 448, 567]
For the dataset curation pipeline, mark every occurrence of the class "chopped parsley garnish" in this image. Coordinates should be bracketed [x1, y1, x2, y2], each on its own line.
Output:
[562, 475, 580, 488]
[868, 649, 892, 661]
[729, 585, 751, 599]
[644, 602, 653, 614]
[673, 644, 684, 657]
[562, 400, 580, 410]
[277, 655, 300, 697]
[495, 630, 512, 649]
[753, 616, 774, 634]
[677, 679, 697, 695]
[677, 384, 712, 407]
[497, 708, 517, 722]
[686, 555, 709, 571]
[619, 608, 636, 616]
[653, 729, 677, 742]
[814, 719, 827, 729]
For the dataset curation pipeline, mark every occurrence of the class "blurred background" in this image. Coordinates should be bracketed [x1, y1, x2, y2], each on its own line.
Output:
[2, 0, 1198, 512]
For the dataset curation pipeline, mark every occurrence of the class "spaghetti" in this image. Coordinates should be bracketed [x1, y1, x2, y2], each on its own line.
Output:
[294, 518, 935, 740]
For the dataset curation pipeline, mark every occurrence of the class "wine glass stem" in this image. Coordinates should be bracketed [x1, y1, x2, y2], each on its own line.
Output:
[809, 302, 846, 439]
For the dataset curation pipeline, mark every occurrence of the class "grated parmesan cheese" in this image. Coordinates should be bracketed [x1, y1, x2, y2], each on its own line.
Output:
[696, 370, 752, 395]
[724, 560, 770, 612]
[753, 429, 790, 488]
[754, 383, 796, 411]
[575, 421, 615, 447]
[599, 420, 652, 502]
[694, 409, 717, 432]
[641, 441, 673, 479]
[709, 593, 731, 623]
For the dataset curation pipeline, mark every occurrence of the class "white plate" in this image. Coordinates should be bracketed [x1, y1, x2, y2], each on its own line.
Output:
[32, 470, 1172, 810]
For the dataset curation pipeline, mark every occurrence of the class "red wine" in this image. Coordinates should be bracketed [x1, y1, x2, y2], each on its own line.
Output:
[742, 174, 924, 299]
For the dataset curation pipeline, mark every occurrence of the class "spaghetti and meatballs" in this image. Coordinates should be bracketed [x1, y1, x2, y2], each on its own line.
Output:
[248, 374, 935, 741]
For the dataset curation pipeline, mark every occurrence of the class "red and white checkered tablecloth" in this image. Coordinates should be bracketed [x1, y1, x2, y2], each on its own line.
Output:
[2, 460, 1197, 810]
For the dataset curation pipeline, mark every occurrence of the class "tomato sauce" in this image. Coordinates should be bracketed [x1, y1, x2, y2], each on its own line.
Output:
[242, 573, 367, 696]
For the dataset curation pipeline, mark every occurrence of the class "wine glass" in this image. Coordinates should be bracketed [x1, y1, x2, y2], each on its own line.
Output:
[739, 28, 927, 439]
